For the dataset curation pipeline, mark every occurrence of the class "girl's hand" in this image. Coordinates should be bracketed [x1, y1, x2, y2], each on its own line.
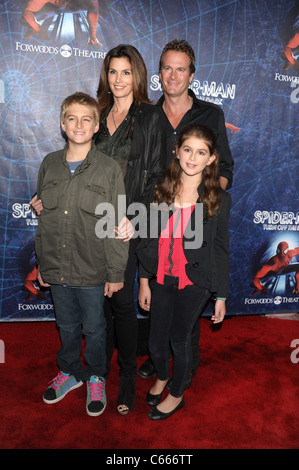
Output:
[115, 217, 135, 242]
[138, 279, 151, 311]
[211, 299, 226, 324]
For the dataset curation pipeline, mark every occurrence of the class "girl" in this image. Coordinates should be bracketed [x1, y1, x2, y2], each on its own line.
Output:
[137, 123, 231, 420]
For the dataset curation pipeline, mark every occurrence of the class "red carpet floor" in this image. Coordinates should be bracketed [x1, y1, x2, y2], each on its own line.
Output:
[0, 315, 298, 451]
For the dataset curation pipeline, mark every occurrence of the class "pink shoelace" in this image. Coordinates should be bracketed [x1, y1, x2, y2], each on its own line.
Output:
[87, 379, 104, 401]
[49, 372, 70, 391]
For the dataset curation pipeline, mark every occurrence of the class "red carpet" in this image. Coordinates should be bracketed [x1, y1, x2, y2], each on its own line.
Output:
[0, 315, 298, 450]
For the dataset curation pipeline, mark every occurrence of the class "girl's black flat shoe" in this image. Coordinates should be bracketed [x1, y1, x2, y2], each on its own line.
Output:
[146, 390, 163, 406]
[146, 381, 168, 406]
[148, 397, 185, 420]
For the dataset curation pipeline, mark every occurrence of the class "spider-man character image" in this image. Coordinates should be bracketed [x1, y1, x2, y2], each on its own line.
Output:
[251, 241, 299, 296]
[20, 0, 102, 45]
[281, 11, 299, 71]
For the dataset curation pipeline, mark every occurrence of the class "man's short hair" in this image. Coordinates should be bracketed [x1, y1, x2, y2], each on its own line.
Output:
[159, 39, 196, 74]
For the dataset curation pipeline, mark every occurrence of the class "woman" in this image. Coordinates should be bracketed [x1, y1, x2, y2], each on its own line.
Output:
[95, 44, 167, 415]
[137, 123, 231, 419]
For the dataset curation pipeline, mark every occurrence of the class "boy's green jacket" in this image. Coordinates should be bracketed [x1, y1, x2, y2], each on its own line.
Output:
[35, 143, 128, 286]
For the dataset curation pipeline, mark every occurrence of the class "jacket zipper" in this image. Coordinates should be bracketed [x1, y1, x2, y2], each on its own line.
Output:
[141, 170, 148, 194]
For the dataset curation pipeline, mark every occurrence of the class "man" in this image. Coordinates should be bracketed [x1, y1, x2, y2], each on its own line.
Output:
[137, 39, 234, 383]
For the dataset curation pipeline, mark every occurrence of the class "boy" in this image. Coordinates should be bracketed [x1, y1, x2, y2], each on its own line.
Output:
[35, 92, 128, 416]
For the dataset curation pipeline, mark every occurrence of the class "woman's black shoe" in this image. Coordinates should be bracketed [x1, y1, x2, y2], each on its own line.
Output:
[148, 397, 185, 420]
[116, 375, 136, 415]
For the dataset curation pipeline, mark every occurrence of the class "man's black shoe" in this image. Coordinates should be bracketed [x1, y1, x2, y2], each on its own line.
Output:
[137, 357, 156, 379]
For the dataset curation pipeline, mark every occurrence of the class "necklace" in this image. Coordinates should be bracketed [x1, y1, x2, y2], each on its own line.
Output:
[111, 106, 129, 130]
[111, 107, 117, 130]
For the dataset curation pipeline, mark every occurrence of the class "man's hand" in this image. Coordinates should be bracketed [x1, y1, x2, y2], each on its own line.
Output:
[138, 278, 151, 311]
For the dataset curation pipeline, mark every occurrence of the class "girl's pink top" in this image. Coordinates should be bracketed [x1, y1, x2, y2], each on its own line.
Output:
[156, 205, 195, 289]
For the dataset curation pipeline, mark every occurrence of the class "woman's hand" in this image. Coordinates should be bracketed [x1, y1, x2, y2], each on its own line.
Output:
[138, 278, 151, 311]
[30, 194, 44, 215]
[211, 299, 226, 324]
[115, 216, 135, 242]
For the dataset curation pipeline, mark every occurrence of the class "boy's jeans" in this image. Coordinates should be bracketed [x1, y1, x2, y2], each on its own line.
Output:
[50, 284, 106, 382]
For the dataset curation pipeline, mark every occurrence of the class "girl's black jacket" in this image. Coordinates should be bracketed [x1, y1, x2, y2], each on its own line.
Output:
[136, 187, 232, 299]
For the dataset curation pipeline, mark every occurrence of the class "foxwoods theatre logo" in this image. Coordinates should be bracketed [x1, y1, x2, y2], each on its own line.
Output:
[244, 296, 299, 305]
[15, 42, 107, 59]
[95, 198, 203, 249]
[274, 73, 299, 104]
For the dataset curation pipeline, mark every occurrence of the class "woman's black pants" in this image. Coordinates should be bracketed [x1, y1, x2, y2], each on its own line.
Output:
[104, 239, 138, 378]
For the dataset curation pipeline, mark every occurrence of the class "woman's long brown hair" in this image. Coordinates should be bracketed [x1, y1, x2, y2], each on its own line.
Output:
[96, 44, 151, 121]
[153, 123, 223, 218]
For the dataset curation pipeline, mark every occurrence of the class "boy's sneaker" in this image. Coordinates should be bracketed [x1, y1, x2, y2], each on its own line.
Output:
[86, 376, 106, 416]
[43, 371, 83, 404]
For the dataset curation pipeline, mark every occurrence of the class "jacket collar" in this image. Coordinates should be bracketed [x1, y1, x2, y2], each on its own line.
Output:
[156, 88, 199, 108]
[62, 141, 97, 169]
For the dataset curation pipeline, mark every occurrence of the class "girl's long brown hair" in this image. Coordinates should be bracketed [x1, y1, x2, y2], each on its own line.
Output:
[96, 44, 151, 121]
[153, 123, 223, 218]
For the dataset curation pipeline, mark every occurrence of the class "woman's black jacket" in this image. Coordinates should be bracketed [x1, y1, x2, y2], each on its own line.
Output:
[123, 102, 167, 209]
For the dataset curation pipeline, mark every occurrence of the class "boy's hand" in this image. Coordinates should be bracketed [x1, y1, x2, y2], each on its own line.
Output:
[30, 194, 44, 215]
[104, 282, 124, 297]
[37, 266, 50, 288]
